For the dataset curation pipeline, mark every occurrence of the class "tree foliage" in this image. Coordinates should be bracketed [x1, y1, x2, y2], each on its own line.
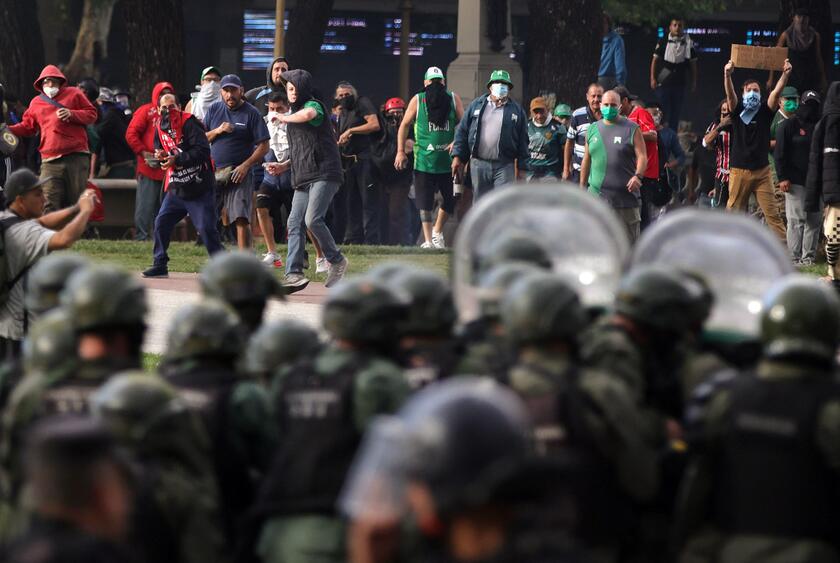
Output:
[603, 0, 731, 26]
[64, 0, 119, 83]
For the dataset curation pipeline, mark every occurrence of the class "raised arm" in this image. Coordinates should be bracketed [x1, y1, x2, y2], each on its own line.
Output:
[767, 59, 793, 112]
[723, 60, 737, 115]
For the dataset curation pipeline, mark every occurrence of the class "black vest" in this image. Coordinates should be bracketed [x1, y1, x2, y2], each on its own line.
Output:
[164, 363, 253, 543]
[257, 356, 362, 515]
[40, 377, 103, 416]
[286, 99, 343, 189]
[714, 373, 840, 541]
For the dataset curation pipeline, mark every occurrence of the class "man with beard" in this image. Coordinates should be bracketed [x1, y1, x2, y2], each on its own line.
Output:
[246, 57, 289, 117]
[332, 82, 381, 245]
[395, 67, 464, 248]
[775, 90, 822, 266]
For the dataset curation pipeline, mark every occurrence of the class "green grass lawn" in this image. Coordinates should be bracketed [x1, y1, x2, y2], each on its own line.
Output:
[69, 240, 451, 278]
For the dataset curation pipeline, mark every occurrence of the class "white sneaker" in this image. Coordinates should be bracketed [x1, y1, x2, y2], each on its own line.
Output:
[432, 230, 445, 249]
[420, 241, 434, 249]
[316, 257, 329, 274]
[325, 256, 349, 288]
[261, 252, 278, 265]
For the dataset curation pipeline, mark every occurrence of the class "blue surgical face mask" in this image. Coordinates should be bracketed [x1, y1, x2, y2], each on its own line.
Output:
[490, 83, 509, 98]
[742, 90, 761, 109]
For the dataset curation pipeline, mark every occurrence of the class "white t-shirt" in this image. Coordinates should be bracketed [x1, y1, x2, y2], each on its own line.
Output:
[0, 211, 55, 340]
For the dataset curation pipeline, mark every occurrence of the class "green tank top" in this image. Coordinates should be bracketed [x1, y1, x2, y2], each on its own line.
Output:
[414, 92, 457, 174]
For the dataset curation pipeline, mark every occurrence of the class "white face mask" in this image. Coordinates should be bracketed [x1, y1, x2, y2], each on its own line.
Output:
[266, 111, 281, 124]
[200, 80, 221, 97]
[43, 86, 59, 99]
[490, 83, 509, 99]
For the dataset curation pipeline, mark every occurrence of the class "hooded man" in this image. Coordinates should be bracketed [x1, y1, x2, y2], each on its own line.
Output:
[806, 82, 840, 288]
[8, 65, 98, 213]
[141, 93, 223, 278]
[246, 57, 289, 117]
[775, 90, 821, 265]
[276, 69, 348, 291]
[95, 88, 135, 180]
[395, 66, 465, 249]
[125, 81, 174, 241]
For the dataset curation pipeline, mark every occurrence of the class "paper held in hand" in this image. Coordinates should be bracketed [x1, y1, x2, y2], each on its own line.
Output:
[731, 45, 789, 71]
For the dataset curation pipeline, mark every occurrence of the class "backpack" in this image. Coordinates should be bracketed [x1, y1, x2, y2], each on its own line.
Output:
[0, 215, 26, 306]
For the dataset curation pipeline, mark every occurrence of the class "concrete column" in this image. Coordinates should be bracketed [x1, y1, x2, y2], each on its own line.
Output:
[446, 0, 523, 105]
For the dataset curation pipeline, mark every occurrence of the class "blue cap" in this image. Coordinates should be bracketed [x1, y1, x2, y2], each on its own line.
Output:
[220, 74, 243, 89]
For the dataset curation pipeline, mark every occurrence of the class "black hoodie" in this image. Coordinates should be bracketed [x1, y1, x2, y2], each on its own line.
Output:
[245, 57, 287, 117]
[806, 82, 840, 210]
[281, 69, 343, 188]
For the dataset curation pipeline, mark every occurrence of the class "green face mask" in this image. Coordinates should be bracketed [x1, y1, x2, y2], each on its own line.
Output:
[783, 99, 799, 113]
[601, 105, 619, 121]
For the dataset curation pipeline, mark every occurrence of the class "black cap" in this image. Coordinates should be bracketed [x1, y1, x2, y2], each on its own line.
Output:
[613, 85, 638, 102]
[4, 168, 51, 203]
[802, 90, 821, 104]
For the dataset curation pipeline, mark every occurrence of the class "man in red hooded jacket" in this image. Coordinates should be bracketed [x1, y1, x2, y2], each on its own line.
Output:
[9, 65, 98, 213]
[125, 81, 174, 241]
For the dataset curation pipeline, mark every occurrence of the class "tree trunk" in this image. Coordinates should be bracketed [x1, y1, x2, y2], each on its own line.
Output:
[63, 0, 119, 83]
[122, 0, 185, 109]
[777, 0, 832, 89]
[0, 0, 46, 99]
[285, 0, 336, 73]
[526, 0, 602, 106]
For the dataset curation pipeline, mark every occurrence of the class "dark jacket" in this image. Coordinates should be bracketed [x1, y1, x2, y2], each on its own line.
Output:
[775, 114, 813, 187]
[96, 103, 134, 165]
[154, 113, 214, 200]
[806, 82, 840, 210]
[245, 57, 285, 117]
[452, 94, 529, 164]
[282, 69, 343, 189]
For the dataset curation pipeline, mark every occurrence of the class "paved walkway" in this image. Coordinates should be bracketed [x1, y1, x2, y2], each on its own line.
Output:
[139, 273, 326, 355]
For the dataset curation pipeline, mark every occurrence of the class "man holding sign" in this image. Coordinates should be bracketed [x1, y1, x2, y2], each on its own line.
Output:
[722, 57, 792, 242]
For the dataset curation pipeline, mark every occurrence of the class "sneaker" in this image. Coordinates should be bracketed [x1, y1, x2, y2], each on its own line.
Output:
[281, 272, 310, 294]
[142, 264, 169, 278]
[800, 258, 815, 267]
[261, 251, 279, 265]
[316, 257, 329, 274]
[432, 230, 445, 249]
[420, 241, 434, 249]
[324, 256, 349, 288]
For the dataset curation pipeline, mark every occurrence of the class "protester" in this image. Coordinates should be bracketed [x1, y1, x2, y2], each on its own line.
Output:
[8, 66, 98, 213]
[649, 101, 686, 198]
[125, 81, 174, 241]
[616, 86, 660, 228]
[113, 87, 132, 116]
[650, 17, 697, 128]
[184, 66, 222, 122]
[580, 90, 647, 242]
[563, 83, 603, 183]
[723, 58, 789, 241]
[373, 97, 413, 246]
[205, 74, 270, 251]
[769, 86, 798, 184]
[278, 69, 348, 290]
[776, 90, 821, 265]
[701, 100, 732, 208]
[333, 81, 381, 245]
[396, 66, 464, 248]
[768, 7, 827, 95]
[452, 70, 528, 199]
[141, 93, 223, 278]
[599, 12, 627, 90]
[257, 91, 293, 268]
[686, 126, 717, 207]
[806, 82, 840, 287]
[246, 57, 289, 117]
[553, 103, 572, 129]
[0, 168, 96, 358]
[95, 88, 135, 179]
[76, 79, 103, 179]
[524, 96, 565, 182]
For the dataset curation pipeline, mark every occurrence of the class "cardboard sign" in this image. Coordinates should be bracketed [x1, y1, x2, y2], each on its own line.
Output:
[731, 44, 788, 71]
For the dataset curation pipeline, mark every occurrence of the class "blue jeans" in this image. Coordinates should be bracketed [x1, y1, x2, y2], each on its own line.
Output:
[135, 174, 162, 241]
[153, 189, 223, 266]
[286, 181, 343, 275]
[470, 158, 515, 200]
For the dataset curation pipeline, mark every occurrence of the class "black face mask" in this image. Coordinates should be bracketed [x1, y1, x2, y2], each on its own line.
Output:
[338, 96, 356, 110]
[159, 107, 171, 130]
[797, 102, 820, 124]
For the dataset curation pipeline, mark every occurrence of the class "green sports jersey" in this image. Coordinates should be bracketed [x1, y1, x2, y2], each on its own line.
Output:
[586, 117, 640, 209]
[414, 92, 457, 174]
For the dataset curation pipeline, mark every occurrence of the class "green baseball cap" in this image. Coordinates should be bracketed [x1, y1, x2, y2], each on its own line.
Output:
[425, 66, 445, 81]
[200, 66, 221, 81]
[553, 103, 572, 117]
[487, 69, 513, 88]
[781, 86, 799, 99]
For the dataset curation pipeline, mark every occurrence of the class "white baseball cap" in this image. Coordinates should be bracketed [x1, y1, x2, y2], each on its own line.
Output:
[424, 67, 445, 81]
